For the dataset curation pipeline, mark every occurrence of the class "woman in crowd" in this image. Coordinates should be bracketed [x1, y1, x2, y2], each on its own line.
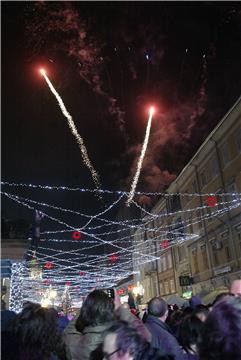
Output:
[192, 305, 209, 323]
[64, 289, 115, 360]
[198, 296, 241, 360]
[6, 302, 66, 360]
[178, 315, 202, 360]
[64, 289, 150, 360]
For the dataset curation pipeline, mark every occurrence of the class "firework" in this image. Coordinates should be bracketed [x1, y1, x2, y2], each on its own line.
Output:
[126, 107, 155, 206]
[40, 69, 100, 189]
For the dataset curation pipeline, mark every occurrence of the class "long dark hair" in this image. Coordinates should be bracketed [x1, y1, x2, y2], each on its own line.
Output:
[11, 303, 65, 360]
[179, 315, 203, 353]
[75, 289, 115, 332]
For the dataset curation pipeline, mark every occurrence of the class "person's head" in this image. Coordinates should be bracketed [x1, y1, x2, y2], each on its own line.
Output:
[193, 304, 209, 322]
[147, 297, 168, 321]
[103, 321, 173, 360]
[198, 297, 241, 360]
[167, 309, 184, 329]
[179, 315, 203, 354]
[189, 296, 202, 310]
[11, 302, 63, 358]
[76, 289, 115, 332]
[230, 280, 241, 297]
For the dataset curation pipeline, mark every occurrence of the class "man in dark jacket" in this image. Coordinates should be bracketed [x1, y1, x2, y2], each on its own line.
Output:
[145, 297, 185, 360]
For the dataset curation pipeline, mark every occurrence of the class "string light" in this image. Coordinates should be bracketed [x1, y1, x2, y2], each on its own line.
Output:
[2, 181, 238, 197]
[4, 184, 240, 309]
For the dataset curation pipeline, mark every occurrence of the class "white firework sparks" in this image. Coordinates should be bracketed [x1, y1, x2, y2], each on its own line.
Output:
[40, 69, 100, 189]
[126, 107, 155, 206]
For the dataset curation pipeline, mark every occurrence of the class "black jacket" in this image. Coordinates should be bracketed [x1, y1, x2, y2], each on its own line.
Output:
[145, 315, 185, 360]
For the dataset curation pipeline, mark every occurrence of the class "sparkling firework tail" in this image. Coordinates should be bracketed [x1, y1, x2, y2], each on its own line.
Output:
[41, 71, 100, 190]
[126, 108, 154, 206]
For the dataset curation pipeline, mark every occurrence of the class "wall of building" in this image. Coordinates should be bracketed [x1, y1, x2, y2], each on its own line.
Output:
[132, 96, 241, 302]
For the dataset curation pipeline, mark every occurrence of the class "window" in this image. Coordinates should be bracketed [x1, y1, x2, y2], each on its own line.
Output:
[167, 252, 172, 269]
[235, 127, 241, 153]
[192, 179, 198, 193]
[211, 239, 219, 266]
[164, 281, 169, 294]
[213, 251, 219, 266]
[216, 189, 224, 211]
[200, 244, 209, 268]
[162, 256, 167, 271]
[168, 195, 181, 212]
[227, 181, 239, 201]
[206, 206, 212, 222]
[225, 246, 231, 261]
[200, 170, 208, 188]
[192, 248, 199, 274]
[221, 143, 230, 167]
[188, 213, 194, 234]
[178, 246, 186, 261]
[196, 210, 203, 229]
[170, 279, 175, 293]
[211, 156, 219, 178]
[159, 282, 164, 296]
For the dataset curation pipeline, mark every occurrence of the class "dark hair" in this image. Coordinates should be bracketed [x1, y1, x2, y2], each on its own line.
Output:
[148, 297, 168, 318]
[212, 292, 234, 306]
[193, 304, 209, 320]
[198, 297, 241, 360]
[167, 309, 184, 338]
[179, 315, 203, 353]
[76, 289, 115, 332]
[11, 303, 65, 360]
[105, 321, 173, 360]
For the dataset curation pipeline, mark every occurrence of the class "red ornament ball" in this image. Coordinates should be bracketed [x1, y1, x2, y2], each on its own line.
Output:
[207, 196, 217, 207]
[44, 262, 53, 270]
[160, 240, 169, 249]
[110, 254, 118, 263]
[72, 231, 81, 240]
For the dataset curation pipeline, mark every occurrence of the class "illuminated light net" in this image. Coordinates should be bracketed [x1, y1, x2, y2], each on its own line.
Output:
[2, 181, 240, 311]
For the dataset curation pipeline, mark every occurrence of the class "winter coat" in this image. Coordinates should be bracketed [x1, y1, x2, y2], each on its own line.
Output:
[64, 321, 110, 360]
[64, 306, 151, 360]
[145, 315, 185, 360]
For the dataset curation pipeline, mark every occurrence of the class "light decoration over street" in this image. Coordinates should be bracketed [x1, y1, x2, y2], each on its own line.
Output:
[2, 181, 240, 312]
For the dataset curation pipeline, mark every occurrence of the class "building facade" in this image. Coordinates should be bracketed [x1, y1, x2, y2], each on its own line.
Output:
[133, 96, 241, 302]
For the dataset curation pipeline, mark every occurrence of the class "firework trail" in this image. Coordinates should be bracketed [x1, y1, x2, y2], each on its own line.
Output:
[40, 69, 100, 190]
[126, 107, 155, 206]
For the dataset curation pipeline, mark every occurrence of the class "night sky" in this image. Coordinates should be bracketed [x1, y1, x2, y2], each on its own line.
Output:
[2, 1, 241, 222]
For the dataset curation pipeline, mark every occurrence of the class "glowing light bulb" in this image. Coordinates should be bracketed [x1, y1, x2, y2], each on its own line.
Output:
[41, 298, 51, 308]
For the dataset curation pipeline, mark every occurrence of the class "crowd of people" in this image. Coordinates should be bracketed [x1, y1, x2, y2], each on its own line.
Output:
[1, 280, 241, 360]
